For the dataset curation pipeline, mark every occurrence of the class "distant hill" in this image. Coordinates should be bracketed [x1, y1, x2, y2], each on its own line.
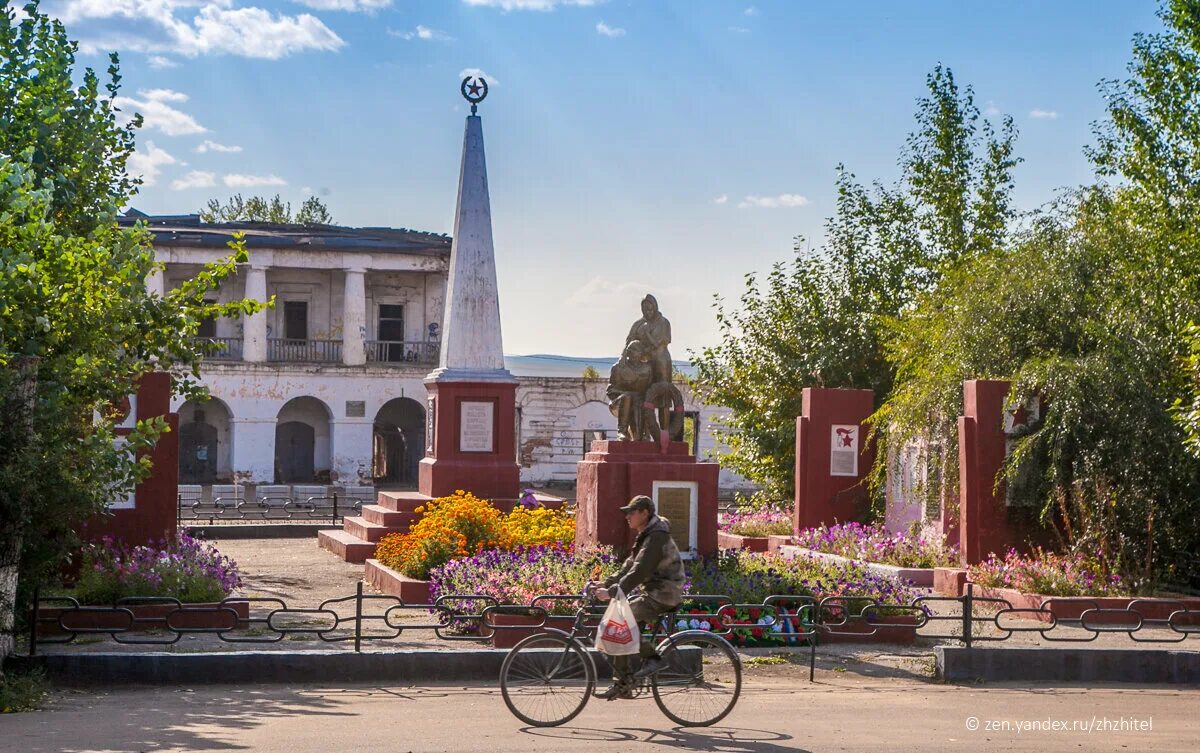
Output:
[504, 353, 696, 379]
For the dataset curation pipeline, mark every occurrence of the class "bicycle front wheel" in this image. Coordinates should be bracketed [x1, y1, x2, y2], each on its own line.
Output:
[500, 632, 595, 727]
[651, 630, 742, 727]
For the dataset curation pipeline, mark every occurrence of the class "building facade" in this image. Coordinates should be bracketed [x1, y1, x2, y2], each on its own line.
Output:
[136, 214, 753, 494]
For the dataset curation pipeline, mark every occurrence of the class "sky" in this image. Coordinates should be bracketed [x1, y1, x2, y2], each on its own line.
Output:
[41, 0, 1163, 358]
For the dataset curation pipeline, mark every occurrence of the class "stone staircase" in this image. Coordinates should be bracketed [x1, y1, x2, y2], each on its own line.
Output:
[317, 490, 430, 563]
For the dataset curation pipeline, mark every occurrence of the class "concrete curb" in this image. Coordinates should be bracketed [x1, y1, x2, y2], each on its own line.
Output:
[936, 647, 1200, 684]
[16, 649, 617, 686]
[183, 524, 340, 539]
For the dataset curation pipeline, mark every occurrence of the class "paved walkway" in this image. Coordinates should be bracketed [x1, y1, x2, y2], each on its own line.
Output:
[4, 675, 1197, 753]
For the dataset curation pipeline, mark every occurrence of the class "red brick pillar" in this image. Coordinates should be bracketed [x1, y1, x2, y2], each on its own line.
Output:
[793, 387, 875, 533]
[957, 379, 1021, 565]
[418, 379, 521, 502]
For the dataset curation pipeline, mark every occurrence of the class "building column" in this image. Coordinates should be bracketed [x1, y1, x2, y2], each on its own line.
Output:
[230, 417, 276, 483]
[331, 417, 374, 486]
[243, 264, 269, 363]
[342, 267, 367, 366]
[145, 266, 164, 297]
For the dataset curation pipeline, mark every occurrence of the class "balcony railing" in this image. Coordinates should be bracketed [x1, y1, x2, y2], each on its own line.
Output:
[268, 338, 342, 363]
[195, 337, 243, 360]
[366, 340, 439, 365]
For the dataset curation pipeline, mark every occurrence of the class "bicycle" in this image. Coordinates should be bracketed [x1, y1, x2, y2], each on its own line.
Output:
[498, 590, 742, 728]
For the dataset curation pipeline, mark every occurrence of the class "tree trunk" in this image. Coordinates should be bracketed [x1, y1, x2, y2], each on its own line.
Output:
[0, 356, 38, 680]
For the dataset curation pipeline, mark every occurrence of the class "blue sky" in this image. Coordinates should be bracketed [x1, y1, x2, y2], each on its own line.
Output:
[46, 0, 1161, 358]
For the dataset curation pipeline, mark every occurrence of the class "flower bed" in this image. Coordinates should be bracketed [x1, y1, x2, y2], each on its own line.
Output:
[428, 544, 618, 612]
[71, 532, 240, 604]
[374, 491, 576, 580]
[720, 509, 793, 538]
[683, 550, 925, 645]
[778, 545, 936, 587]
[792, 521, 957, 570]
[716, 531, 769, 552]
[967, 548, 1123, 597]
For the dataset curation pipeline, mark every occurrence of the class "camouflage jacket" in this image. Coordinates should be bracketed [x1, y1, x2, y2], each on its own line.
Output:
[604, 515, 685, 608]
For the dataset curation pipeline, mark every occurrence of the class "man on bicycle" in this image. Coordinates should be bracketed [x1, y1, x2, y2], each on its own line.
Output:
[590, 494, 686, 700]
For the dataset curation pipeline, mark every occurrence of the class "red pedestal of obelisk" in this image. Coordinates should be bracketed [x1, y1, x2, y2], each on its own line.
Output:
[418, 379, 521, 501]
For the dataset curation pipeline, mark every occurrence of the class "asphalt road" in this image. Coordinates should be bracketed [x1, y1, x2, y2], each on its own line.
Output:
[4, 676, 1197, 753]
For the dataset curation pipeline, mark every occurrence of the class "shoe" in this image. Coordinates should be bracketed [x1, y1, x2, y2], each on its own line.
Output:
[633, 657, 667, 678]
[599, 682, 634, 701]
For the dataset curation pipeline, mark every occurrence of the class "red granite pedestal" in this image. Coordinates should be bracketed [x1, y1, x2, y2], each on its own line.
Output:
[575, 440, 719, 558]
[419, 379, 520, 501]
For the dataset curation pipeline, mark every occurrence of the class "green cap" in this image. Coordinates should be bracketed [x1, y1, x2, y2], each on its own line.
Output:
[619, 495, 654, 514]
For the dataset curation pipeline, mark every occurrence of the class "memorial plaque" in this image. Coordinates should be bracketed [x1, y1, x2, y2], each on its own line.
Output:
[459, 400, 495, 453]
[830, 424, 859, 477]
[345, 400, 366, 418]
[655, 486, 694, 556]
[426, 396, 436, 454]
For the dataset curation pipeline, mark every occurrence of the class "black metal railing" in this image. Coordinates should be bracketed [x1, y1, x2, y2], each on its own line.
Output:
[365, 340, 439, 365]
[177, 492, 370, 524]
[29, 583, 1200, 662]
[194, 337, 243, 360]
[267, 338, 342, 363]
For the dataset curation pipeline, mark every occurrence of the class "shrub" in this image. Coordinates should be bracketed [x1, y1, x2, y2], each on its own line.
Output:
[375, 490, 508, 579]
[502, 506, 575, 548]
[722, 509, 793, 538]
[428, 544, 618, 614]
[793, 521, 957, 568]
[968, 548, 1126, 597]
[72, 532, 240, 604]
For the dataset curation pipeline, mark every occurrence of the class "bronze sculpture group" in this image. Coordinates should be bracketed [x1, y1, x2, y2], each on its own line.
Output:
[607, 294, 685, 442]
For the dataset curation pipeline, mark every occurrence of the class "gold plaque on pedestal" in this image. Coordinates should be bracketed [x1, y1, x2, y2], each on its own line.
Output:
[654, 484, 696, 557]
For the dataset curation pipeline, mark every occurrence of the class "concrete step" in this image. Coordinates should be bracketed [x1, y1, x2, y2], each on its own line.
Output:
[377, 490, 431, 513]
[317, 529, 375, 563]
[361, 505, 419, 529]
[343, 516, 401, 543]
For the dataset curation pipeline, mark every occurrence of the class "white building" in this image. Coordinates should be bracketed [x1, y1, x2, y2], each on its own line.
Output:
[133, 214, 753, 494]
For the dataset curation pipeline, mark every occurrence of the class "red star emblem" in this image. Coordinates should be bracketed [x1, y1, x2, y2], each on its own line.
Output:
[468, 81, 482, 96]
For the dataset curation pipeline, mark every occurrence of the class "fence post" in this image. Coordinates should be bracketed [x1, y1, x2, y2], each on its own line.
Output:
[354, 580, 363, 653]
[962, 582, 973, 649]
[333, 491, 339, 524]
[28, 586, 39, 657]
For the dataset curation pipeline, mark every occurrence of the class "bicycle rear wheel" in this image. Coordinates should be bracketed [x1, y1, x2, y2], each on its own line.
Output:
[500, 632, 595, 727]
[651, 630, 742, 727]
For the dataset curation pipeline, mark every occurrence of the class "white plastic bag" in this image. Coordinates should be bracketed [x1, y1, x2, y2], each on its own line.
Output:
[595, 586, 640, 656]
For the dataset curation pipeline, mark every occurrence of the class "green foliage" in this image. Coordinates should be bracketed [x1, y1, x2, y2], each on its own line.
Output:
[201, 193, 334, 224]
[0, 1, 265, 661]
[690, 65, 1018, 500]
[0, 668, 47, 713]
[581, 364, 601, 379]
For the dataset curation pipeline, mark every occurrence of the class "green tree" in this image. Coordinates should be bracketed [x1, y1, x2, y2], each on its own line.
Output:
[0, 3, 263, 673]
[581, 365, 601, 380]
[201, 193, 334, 224]
[690, 65, 1018, 501]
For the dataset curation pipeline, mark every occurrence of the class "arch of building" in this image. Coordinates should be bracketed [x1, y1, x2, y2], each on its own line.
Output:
[275, 396, 334, 483]
[372, 397, 426, 486]
[178, 397, 234, 483]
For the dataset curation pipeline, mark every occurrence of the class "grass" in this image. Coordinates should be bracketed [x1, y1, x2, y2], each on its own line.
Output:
[743, 655, 790, 666]
[0, 669, 48, 713]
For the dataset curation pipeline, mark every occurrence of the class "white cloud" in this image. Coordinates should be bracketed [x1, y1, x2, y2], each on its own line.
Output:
[983, 100, 1001, 117]
[148, 55, 178, 69]
[596, 20, 624, 37]
[195, 139, 243, 153]
[114, 89, 206, 136]
[737, 193, 809, 209]
[50, 1, 345, 60]
[170, 170, 216, 190]
[459, 67, 499, 85]
[728, 26, 750, 33]
[713, 194, 728, 205]
[1030, 108, 1059, 120]
[389, 25, 452, 41]
[139, 87, 188, 102]
[462, 0, 597, 10]
[224, 173, 287, 187]
[744, 6, 759, 15]
[293, 0, 391, 10]
[127, 141, 177, 187]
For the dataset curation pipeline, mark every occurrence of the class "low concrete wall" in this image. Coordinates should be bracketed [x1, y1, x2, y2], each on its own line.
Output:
[779, 545, 935, 586]
[937, 647, 1200, 684]
[18, 649, 619, 686]
[185, 524, 340, 539]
